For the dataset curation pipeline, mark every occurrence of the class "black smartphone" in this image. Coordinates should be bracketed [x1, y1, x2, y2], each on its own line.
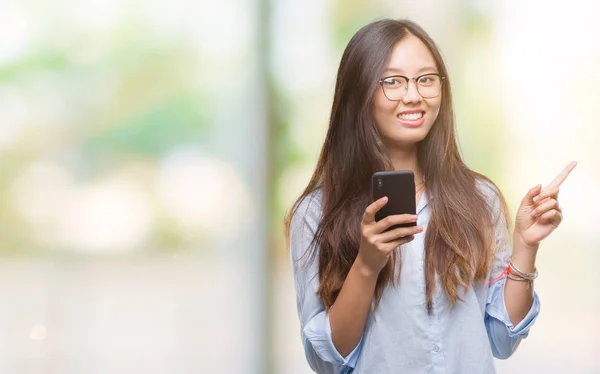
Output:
[372, 170, 417, 231]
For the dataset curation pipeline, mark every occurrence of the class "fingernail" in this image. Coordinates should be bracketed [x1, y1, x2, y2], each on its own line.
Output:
[533, 196, 539, 202]
[531, 209, 537, 217]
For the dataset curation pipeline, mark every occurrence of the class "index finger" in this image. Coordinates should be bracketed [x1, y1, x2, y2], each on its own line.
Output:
[546, 161, 577, 189]
[363, 196, 388, 223]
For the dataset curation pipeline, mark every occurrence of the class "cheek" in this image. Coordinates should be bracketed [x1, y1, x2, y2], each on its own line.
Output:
[432, 105, 441, 121]
[373, 91, 397, 122]
[427, 98, 442, 124]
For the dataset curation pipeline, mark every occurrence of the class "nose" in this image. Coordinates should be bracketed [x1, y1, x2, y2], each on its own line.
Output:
[402, 79, 422, 104]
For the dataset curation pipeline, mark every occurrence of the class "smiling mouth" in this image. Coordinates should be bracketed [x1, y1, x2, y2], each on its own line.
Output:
[397, 112, 424, 120]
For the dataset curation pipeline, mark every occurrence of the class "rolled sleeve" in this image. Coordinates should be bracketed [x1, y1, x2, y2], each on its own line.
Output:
[485, 276, 541, 358]
[303, 310, 363, 371]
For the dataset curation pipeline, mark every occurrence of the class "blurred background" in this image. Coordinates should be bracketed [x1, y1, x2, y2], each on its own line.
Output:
[0, 0, 598, 373]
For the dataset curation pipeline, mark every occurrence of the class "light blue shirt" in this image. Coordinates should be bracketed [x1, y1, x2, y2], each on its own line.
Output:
[289, 182, 540, 373]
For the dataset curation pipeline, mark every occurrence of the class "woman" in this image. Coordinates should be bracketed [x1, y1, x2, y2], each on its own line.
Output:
[286, 19, 576, 373]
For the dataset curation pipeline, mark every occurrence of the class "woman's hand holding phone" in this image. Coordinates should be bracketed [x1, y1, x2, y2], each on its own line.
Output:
[357, 196, 423, 276]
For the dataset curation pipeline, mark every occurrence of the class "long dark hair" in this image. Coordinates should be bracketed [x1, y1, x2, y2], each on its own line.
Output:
[285, 19, 509, 313]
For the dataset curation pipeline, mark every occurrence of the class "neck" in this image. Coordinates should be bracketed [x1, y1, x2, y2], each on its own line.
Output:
[386, 144, 424, 184]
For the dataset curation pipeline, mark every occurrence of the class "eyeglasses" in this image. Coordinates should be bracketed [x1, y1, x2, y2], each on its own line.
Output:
[378, 73, 445, 101]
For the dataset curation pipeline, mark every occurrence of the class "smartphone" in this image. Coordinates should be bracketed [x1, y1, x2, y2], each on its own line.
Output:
[372, 170, 417, 232]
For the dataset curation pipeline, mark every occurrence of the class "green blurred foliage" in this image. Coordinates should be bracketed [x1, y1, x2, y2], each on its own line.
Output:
[0, 17, 213, 255]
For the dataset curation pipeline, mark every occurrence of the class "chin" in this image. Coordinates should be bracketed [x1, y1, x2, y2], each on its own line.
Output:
[385, 130, 430, 146]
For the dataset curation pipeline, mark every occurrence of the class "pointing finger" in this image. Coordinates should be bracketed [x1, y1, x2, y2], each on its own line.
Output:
[546, 161, 577, 189]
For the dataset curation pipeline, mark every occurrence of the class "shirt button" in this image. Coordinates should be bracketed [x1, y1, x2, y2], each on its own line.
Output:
[433, 346, 440, 353]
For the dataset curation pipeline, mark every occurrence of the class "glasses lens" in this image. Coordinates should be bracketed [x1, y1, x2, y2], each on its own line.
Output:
[416, 74, 442, 98]
[381, 77, 407, 101]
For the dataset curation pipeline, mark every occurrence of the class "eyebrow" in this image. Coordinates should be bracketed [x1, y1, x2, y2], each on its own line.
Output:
[383, 66, 438, 75]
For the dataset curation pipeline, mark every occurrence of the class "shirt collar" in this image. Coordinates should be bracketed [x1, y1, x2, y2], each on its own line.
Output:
[417, 189, 429, 215]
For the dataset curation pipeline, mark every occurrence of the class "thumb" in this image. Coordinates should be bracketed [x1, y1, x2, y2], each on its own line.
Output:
[521, 184, 542, 206]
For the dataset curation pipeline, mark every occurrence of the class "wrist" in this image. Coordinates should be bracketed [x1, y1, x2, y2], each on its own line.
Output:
[354, 253, 380, 281]
[512, 234, 538, 273]
[513, 231, 540, 252]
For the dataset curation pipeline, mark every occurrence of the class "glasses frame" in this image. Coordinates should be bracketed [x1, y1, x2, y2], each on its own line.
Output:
[378, 73, 446, 101]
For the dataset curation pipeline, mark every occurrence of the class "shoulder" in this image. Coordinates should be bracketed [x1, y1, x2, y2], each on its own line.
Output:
[289, 188, 324, 263]
[475, 175, 501, 201]
[290, 188, 324, 234]
[474, 174, 508, 224]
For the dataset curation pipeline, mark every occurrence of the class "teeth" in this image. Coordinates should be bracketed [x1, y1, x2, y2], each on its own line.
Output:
[398, 112, 423, 120]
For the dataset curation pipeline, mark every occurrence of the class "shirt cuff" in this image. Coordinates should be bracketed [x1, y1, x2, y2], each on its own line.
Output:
[485, 277, 541, 338]
[303, 310, 363, 369]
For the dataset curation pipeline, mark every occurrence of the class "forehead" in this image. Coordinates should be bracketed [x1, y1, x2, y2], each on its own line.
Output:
[385, 34, 437, 75]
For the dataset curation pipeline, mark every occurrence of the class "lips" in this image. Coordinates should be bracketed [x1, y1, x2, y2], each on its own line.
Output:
[397, 112, 423, 120]
[396, 110, 425, 127]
